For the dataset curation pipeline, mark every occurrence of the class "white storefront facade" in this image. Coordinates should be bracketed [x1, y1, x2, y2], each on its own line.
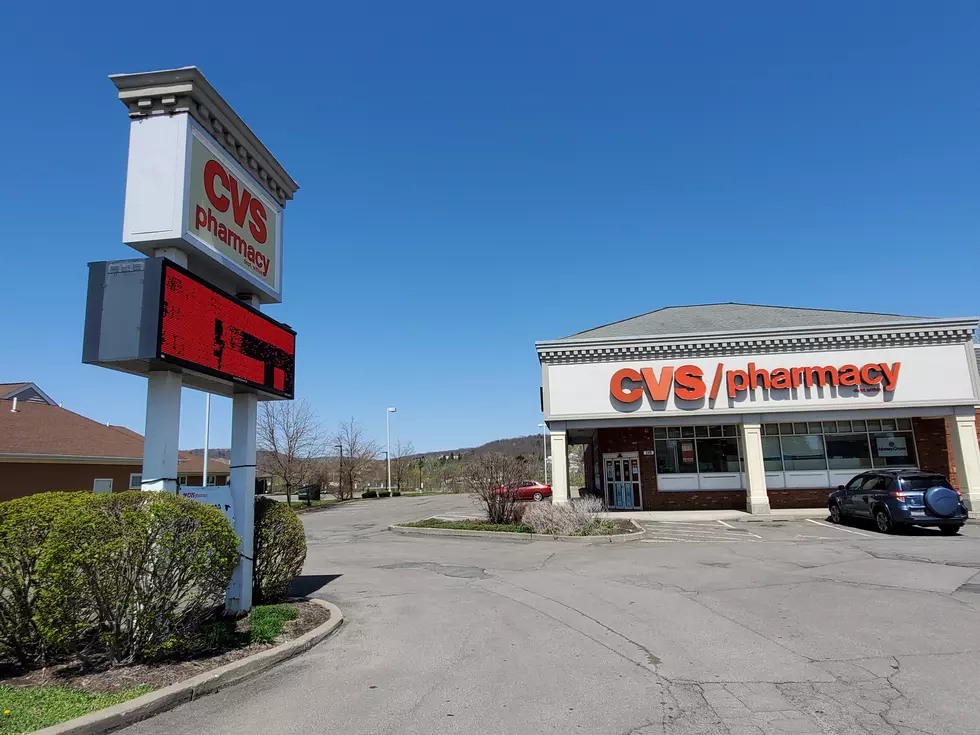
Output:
[537, 304, 980, 514]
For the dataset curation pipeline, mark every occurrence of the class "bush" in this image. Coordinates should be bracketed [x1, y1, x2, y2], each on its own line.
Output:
[523, 497, 606, 536]
[253, 497, 307, 605]
[391, 491, 401, 497]
[46, 491, 239, 664]
[361, 491, 378, 499]
[377, 491, 391, 498]
[0, 492, 89, 667]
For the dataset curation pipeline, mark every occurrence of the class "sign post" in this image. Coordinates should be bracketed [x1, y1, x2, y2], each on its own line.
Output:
[85, 67, 299, 613]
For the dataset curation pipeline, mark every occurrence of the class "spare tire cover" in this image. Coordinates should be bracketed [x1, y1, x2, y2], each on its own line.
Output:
[924, 486, 959, 518]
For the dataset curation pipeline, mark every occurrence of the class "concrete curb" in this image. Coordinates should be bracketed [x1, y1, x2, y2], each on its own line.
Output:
[33, 599, 344, 735]
[388, 520, 646, 544]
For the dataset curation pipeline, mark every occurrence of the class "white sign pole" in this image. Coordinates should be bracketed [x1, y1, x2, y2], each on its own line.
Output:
[227, 390, 257, 613]
[142, 371, 182, 492]
[226, 294, 259, 614]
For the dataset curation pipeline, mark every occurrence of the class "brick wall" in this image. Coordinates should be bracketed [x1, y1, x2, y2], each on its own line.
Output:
[0, 462, 140, 502]
[912, 417, 956, 486]
[769, 488, 834, 509]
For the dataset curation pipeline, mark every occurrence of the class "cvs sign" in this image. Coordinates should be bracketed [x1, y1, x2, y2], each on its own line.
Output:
[186, 132, 279, 291]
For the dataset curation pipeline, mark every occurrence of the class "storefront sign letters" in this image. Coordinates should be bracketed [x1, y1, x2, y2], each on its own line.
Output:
[611, 361, 902, 404]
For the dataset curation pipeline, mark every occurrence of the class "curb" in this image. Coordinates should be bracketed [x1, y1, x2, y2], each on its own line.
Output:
[34, 599, 344, 735]
[388, 521, 645, 544]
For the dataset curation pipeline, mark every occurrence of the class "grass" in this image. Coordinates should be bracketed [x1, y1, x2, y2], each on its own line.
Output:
[248, 605, 299, 644]
[0, 685, 155, 734]
[401, 518, 531, 533]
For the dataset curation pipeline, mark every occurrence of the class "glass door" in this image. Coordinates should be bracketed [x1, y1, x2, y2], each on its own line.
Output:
[603, 453, 641, 510]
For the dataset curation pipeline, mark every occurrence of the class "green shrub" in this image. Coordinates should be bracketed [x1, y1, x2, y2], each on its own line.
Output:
[248, 604, 298, 644]
[377, 491, 391, 498]
[45, 492, 239, 664]
[391, 491, 401, 497]
[252, 497, 307, 604]
[361, 490, 378, 499]
[0, 492, 89, 667]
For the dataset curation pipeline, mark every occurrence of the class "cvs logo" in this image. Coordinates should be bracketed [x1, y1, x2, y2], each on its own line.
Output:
[203, 159, 268, 244]
[610, 366, 706, 403]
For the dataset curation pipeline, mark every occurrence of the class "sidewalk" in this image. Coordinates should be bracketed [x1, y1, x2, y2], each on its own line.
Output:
[599, 507, 827, 522]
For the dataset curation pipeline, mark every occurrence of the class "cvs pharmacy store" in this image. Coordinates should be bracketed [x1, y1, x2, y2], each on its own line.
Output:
[537, 304, 980, 514]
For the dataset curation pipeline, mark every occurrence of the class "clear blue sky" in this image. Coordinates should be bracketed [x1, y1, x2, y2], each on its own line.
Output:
[2, 2, 978, 453]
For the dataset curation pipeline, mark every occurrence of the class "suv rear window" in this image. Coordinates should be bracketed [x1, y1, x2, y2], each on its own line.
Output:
[900, 476, 953, 491]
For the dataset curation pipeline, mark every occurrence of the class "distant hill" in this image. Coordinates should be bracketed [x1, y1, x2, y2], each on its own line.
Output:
[185, 434, 549, 463]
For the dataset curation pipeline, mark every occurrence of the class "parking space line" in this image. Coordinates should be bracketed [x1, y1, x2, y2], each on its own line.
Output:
[805, 518, 874, 537]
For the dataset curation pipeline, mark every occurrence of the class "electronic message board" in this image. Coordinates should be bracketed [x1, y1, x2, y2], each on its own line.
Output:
[158, 262, 295, 399]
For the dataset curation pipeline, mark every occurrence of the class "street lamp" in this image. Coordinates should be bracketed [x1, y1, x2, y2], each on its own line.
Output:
[386, 407, 397, 493]
[417, 454, 425, 492]
[538, 423, 548, 485]
[335, 443, 343, 498]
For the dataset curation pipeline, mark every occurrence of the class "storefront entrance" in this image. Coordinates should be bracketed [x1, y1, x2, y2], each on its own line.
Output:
[603, 452, 642, 510]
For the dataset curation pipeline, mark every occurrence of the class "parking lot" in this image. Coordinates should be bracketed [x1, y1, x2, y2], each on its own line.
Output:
[121, 494, 980, 735]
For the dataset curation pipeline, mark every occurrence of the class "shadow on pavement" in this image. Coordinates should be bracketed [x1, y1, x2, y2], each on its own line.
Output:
[291, 574, 342, 597]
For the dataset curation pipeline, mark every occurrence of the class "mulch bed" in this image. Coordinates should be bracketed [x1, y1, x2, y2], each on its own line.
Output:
[0, 600, 329, 694]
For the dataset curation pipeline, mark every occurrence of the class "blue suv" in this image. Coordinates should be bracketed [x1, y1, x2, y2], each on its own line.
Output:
[829, 470, 968, 535]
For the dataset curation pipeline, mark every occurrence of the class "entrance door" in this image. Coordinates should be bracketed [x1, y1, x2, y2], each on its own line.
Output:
[603, 453, 642, 510]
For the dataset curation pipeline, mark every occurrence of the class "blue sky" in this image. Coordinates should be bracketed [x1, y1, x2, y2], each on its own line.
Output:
[2, 2, 978, 452]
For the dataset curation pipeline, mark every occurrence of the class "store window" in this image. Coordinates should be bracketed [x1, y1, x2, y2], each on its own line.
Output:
[780, 435, 827, 470]
[655, 439, 698, 474]
[825, 434, 872, 470]
[654, 425, 742, 474]
[871, 431, 915, 467]
[759, 419, 916, 472]
[696, 437, 741, 472]
[762, 436, 783, 472]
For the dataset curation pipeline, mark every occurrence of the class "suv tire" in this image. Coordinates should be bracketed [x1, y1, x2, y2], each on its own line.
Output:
[829, 502, 842, 524]
[874, 509, 893, 534]
[939, 525, 962, 536]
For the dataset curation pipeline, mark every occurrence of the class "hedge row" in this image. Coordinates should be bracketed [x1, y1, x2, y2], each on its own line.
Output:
[0, 491, 307, 670]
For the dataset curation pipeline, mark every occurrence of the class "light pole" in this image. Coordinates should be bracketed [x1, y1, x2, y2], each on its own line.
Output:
[538, 423, 548, 485]
[418, 455, 424, 492]
[386, 407, 396, 493]
[335, 443, 343, 498]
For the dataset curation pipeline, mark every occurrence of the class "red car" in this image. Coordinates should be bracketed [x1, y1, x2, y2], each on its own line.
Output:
[494, 481, 552, 502]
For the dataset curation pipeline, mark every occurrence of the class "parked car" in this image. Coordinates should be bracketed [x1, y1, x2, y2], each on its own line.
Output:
[494, 480, 552, 502]
[829, 469, 968, 534]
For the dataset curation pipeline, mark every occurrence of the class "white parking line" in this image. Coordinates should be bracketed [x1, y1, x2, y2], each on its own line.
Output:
[805, 518, 874, 537]
[716, 520, 735, 528]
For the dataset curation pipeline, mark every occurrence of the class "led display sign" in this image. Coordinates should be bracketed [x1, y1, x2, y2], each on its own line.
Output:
[158, 262, 295, 399]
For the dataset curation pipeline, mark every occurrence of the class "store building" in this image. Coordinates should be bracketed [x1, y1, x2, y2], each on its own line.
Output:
[537, 304, 980, 513]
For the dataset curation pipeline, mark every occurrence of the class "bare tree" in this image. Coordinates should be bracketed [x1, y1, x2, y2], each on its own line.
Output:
[331, 418, 381, 500]
[462, 452, 528, 525]
[257, 399, 325, 506]
[391, 439, 416, 492]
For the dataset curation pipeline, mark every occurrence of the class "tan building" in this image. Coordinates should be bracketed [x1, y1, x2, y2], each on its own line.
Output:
[0, 382, 230, 502]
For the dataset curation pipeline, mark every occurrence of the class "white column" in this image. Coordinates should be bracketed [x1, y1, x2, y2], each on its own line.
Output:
[947, 407, 980, 512]
[550, 426, 569, 504]
[226, 392, 257, 613]
[741, 416, 771, 515]
[142, 371, 182, 492]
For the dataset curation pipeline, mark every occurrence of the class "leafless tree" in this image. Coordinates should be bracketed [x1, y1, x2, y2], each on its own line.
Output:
[331, 417, 381, 500]
[462, 452, 528, 524]
[257, 399, 325, 506]
[391, 439, 416, 492]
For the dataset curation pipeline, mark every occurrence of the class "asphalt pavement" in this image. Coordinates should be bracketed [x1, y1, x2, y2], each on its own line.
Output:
[119, 494, 980, 735]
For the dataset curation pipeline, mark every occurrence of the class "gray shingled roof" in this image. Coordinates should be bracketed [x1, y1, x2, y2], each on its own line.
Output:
[559, 303, 937, 341]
